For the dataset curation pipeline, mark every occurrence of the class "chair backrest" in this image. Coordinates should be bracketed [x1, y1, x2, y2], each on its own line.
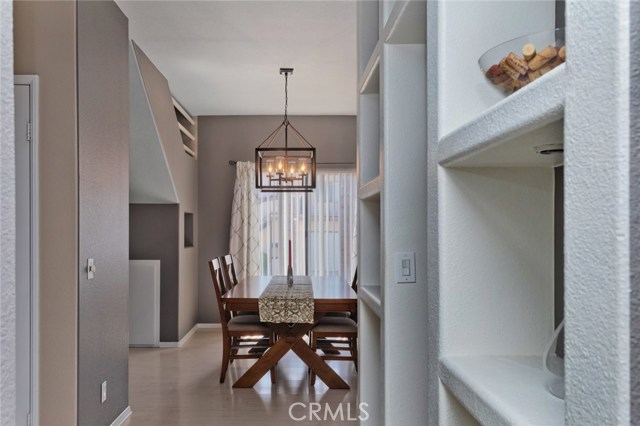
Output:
[351, 267, 358, 293]
[208, 258, 231, 328]
[222, 254, 238, 289]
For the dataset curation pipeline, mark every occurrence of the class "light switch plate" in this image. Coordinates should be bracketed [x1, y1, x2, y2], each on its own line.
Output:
[395, 252, 416, 283]
[101, 381, 107, 404]
[87, 258, 95, 280]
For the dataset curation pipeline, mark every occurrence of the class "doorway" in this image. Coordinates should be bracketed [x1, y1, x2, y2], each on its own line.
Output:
[15, 75, 39, 426]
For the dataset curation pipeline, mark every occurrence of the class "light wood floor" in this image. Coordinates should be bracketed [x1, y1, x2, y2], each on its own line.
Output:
[123, 328, 359, 426]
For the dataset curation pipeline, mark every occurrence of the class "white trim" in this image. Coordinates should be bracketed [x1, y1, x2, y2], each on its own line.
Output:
[196, 323, 221, 329]
[157, 323, 221, 348]
[109, 406, 132, 426]
[15, 74, 39, 426]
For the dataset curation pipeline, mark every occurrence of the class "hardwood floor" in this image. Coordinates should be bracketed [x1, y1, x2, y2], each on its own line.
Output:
[124, 328, 360, 426]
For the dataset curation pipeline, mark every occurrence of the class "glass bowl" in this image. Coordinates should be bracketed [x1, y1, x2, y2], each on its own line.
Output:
[543, 319, 565, 399]
[479, 28, 566, 94]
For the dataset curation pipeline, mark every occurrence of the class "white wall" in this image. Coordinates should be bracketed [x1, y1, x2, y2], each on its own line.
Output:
[0, 2, 15, 425]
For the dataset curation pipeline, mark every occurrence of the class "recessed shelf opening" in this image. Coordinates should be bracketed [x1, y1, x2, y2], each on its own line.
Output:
[359, 94, 380, 184]
[184, 212, 194, 248]
[359, 199, 381, 289]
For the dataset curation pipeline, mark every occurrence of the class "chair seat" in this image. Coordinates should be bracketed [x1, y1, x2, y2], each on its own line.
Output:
[313, 317, 357, 333]
[227, 315, 271, 333]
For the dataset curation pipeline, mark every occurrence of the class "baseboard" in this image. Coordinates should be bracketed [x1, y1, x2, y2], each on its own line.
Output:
[196, 322, 221, 329]
[110, 406, 132, 426]
[158, 323, 221, 348]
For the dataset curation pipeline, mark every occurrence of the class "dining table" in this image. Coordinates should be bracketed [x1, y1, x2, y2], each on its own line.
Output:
[221, 275, 357, 389]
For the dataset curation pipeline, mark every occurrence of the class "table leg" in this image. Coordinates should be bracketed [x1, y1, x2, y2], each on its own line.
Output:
[232, 321, 350, 389]
[290, 339, 350, 389]
[232, 336, 293, 388]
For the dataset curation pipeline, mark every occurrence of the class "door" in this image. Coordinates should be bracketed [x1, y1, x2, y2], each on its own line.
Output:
[15, 76, 38, 426]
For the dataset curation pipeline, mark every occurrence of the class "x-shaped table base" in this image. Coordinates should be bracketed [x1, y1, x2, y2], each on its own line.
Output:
[232, 316, 350, 389]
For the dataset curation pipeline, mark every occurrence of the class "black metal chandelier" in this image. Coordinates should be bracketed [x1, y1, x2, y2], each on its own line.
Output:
[255, 68, 316, 192]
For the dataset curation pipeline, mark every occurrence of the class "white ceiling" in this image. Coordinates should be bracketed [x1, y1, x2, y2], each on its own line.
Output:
[116, 1, 357, 116]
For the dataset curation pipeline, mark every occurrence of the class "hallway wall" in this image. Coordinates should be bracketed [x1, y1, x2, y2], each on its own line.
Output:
[14, 2, 78, 424]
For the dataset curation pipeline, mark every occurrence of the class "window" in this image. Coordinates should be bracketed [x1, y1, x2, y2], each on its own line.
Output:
[257, 169, 357, 277]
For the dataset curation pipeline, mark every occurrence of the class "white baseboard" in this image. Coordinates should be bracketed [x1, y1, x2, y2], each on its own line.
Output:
[196, 323, 221, 329]
[110, 406, 132, 426]
[158, 323, 221, 348]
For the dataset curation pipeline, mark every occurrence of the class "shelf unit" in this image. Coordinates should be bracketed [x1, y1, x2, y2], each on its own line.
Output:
[425, 1, 633, 425]
[439, 357, 564, 426]
[172, 96, 197, 158]
[357, 1, 427, 425]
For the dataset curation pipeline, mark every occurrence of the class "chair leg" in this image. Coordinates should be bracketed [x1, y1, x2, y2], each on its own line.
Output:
[269, 334, 277, 384]
[309, 332, 317, 386]
[220, 337, 231, 383]
[351, 337, 358, 372]
[230, 337, 238, 363]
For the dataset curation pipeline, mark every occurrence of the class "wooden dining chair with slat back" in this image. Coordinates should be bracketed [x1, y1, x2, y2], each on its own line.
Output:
[222, 254, 257, 317]
[208, 257, 276, 384]
[308, 269, 358, 385]
[221, 254, 238, 288]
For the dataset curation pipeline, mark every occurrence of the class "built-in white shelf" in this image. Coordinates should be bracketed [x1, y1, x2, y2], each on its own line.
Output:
[383, 0, 426, 44]
[359, 42, 381, 94]
[440, 356, 564, 426]
[172, 96, 197, 158]
[183, 145, 196, 158]
[438, 64, 566, 168]
[359, 285, 382, 317]
[178, 122, 195, 141]
[172, 97, 195, 125]
[359, 176, 382, 201]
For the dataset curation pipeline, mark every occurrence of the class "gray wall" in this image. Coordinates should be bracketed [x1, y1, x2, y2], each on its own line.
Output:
[130, 204, 180, 341]
[197, 115, 356, 322]
[631, 0, 639, 422]
[14, 2, 79, 424]
[77, 1, 130, 425]
[131, 43, 199, 340]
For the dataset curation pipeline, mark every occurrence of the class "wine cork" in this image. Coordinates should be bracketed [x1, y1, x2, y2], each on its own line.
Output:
[522, 43, 536, 61]
[528, 45, 558, 71]
[505, 52, 529, 75]
[499, 58, 521, 81]
[527, 70, 542, 83]
[558, 46, 566, 61]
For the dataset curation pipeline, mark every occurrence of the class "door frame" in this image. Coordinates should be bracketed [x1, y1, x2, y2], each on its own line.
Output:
[15, 74, 39, 426]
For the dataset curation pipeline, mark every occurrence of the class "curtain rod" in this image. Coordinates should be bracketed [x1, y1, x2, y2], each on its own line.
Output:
[228, 160, 355, 166]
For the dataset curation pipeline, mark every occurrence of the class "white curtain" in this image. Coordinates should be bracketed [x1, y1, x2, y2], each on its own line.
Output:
[307, 169, 357, 278]
[231, 166, 358, 279]
[257, 191, 307, 275]
[229, 162, 261, 281]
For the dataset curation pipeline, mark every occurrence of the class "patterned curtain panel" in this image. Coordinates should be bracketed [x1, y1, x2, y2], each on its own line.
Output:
[229, 162, 261, 281]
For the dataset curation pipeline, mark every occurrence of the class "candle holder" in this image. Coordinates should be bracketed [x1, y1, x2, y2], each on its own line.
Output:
[287, 264, 294, 287]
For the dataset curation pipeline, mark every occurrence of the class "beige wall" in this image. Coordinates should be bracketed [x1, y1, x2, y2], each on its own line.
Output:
[14, 2, 78, 425]
[133, 43, 199, 340]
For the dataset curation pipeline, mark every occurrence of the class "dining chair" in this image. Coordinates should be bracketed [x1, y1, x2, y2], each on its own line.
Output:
[351, 267, 358, 293]
[308, 269, 358, 385]
[208, 257, 276, 384]
[221, 254, 238, 288]
[308, 316, 358, 385]
[222, 254, 257, 317]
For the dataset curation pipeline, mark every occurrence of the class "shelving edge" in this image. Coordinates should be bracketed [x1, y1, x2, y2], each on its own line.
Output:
[438, 65, 565, 168]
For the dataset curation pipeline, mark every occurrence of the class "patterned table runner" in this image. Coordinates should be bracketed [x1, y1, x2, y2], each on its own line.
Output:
[258, 276, 314, 324]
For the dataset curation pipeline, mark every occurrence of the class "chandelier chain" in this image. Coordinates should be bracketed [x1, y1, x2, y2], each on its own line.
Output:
[284, 72, 288, 121]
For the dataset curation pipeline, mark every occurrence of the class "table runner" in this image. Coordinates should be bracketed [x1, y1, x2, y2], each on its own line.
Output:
[258, 276, 314, 324]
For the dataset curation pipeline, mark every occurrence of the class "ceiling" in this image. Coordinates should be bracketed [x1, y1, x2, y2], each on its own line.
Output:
[116, 1, 357, 116]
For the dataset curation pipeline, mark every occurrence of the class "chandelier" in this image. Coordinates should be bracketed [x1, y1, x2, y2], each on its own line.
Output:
[255, 68, 316, 192]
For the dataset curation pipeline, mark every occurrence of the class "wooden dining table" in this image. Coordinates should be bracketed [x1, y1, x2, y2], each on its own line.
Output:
[221, 275, 357, 389]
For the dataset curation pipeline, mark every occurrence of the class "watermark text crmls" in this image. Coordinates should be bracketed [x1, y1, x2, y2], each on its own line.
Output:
[288, 402, 369, 422]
